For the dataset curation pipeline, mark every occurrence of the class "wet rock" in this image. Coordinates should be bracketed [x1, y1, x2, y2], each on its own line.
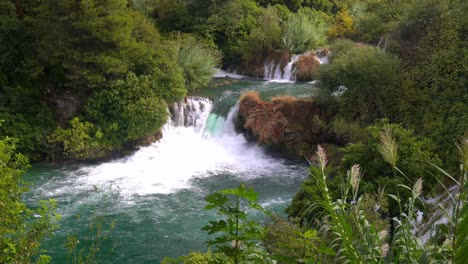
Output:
[236, 92, 338, 160]
[295, 53, 320, 81]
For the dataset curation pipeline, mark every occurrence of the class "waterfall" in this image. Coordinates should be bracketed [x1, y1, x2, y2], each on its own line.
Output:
[213, 68, 246, 79]
[26, 90, 308, 263]
[264, 55, 300, 82]
[54, 96, 291, 196]
[282, 55, 301, 81]
[169, 97, 212, 131]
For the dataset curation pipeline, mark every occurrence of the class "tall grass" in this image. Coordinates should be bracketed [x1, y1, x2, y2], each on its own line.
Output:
[306, 134, 467, 263]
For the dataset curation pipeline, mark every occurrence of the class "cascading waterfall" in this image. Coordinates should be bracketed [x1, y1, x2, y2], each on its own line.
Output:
[32, 97, 300, 199]
[169, 96, 212, 130]
[25, 93, 307, 263]
[282, 55, 301, 81]
[264, 55, 300, 82]
[263, 51, 329, 82]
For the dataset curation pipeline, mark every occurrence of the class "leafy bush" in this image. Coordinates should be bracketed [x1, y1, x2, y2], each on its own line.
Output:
[172, 34, 221, 91]
[240, 5, 284, 61]
[201, 184, 271, 263]
[161, 250, 228, 264]
[394, 3, 467, 166]
[282, 8, 329, 53]
[86, 73, 168, 148]
[263, 216, 334, 263]
[0, 137, 60, 263]
[340, 121, 442, 213]
[48, 117, 107, 161]
[318, 41, 401, 123]
[0, 107, 56, 160]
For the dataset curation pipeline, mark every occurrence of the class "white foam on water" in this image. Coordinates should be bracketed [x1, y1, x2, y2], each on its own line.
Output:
[213, 68, 246, 79]
[41, 97, 296, 199]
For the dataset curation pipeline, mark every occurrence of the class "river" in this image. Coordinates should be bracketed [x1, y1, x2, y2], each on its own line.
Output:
[24, 80, 316, 263]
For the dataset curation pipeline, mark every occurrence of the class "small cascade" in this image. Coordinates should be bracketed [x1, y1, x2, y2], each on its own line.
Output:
[213, 68, 246, 79]
[264, 62, 282, 80]
[315, 48, 330, 64]
[263, 53, 319, 82]
[316, 54, 329, 64]
[282, 55, 301, 81]
[417, 185, 459, 243]
[169, 97, 212, 131]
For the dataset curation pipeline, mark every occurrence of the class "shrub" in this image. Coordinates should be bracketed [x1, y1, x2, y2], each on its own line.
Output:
[339, 121, 442, 214]
[282, 8, 329, 53]
[48, 117, 107, 161]
[172, 34, 222, 91]
[318, 41, 401, 123]
[240, 5, 284, 61]
[0, 137, 60, 263]
[328, 8, 355, 40]
[86, 73, 168, 148]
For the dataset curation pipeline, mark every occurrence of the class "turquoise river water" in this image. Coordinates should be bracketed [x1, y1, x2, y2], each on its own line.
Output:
[24, 80, 316, 263]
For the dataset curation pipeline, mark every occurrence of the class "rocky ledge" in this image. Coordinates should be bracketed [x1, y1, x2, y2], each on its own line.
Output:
[236, 91, 338, 160]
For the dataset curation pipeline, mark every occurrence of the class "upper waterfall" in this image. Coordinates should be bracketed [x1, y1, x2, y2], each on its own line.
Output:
[263, 51, 329, 82]
[264, 54, 301, 82]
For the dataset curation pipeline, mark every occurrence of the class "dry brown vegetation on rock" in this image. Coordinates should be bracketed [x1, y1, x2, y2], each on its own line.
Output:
[237, 92, 337, 159]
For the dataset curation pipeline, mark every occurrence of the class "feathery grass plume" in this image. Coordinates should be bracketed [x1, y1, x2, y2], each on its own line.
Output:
[378, 125, 398, 169]
[412, 178, 423, 200]
[378, 230, 388, 241]
[380, 243, 389, 258]
[349, 164, 361, 193]
[316, 145, 328, 170]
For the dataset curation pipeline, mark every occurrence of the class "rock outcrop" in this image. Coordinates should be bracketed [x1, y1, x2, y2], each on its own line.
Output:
[236, 92, 338, 160]
[295, 53, 320, 81]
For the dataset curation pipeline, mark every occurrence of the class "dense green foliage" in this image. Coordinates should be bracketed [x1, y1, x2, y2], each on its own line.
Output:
[201, 184, 269, 263]
[86, 74, 169, 143]
[170, 140, 467, 262]
[282, 8, 329, 53]
[318, 41, 401, 123]
[171, 35, 222, 91]
[1, 0, 467, 262]
[0, 0, 221, 161]
[288, 122, 442, 220]
[0, 137, 60, 263]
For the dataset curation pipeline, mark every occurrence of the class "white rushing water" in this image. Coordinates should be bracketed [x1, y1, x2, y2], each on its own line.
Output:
[264, 55, 301, 82]
[39, 97, 298, 200]
[213, 68, 246, 79]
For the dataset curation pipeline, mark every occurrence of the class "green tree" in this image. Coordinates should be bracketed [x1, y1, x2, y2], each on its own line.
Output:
[36, 0, 135, 89]
[86, 73, 168, 148]
[240, 5, 284, 61]
[394, 3, 467, 166]
[318, 40, 401, 123]
[0, 137, 60, 263]
[172, 34, 221, 91]
[202, 184, 269, 263]
[205, 0, 261, 64]
[282, 7, 330, 53]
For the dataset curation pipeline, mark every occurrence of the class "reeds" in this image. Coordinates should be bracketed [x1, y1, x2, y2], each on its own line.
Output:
[303, 136, 467, 263]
